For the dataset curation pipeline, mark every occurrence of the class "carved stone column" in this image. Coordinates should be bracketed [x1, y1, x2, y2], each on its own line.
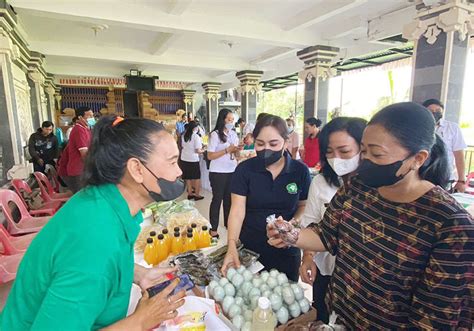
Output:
[403, 0, 474, 123]
[297, 45, 339, 128]
[182, 89, 196, 117]
[236, 70, 263, 124]
[101, 86, 117, 116]
[139, 91, 159, 121]
[202, 82, 221, 132]
[45, 84, 56, 123]
[28, 69, 48, 123]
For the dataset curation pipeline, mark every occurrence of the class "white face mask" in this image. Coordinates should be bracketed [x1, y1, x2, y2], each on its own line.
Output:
[287, 126, 294, 133]
[327, 153, 360, 176]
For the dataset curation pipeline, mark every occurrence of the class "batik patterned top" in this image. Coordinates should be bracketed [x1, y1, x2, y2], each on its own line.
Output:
[310, 176, 474, 329]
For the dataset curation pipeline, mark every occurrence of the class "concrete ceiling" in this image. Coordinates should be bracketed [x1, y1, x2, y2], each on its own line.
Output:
[11, 0, 416, 89]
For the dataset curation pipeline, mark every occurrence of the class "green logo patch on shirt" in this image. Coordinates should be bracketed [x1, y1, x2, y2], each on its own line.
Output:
[286, 183, 298, 194]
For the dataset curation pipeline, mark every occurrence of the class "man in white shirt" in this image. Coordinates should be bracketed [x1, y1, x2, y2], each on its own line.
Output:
[236, 118, 255, 141]
[423, 99, 467, 192]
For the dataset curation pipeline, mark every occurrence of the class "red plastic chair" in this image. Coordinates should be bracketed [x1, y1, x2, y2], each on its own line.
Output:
[0, 189, 50, 235]
[11, 179, 59, 215]
[0, 253, 24, 283]
[466, 172, 474, 195]
[33, 172, 71, 203]
[0, 224, 35, 255]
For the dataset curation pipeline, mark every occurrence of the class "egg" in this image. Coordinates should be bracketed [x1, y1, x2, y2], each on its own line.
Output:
[248, 287, 261, 298]
[241, 281, 253, 296]
[260, 284, 270, 293]
[228, 304, 242, 319]
[208, 280, 219, 294]
[267, 276, 278, 289]
[231, 273, 244, 288]
[273, 285, 283, 296]
[269, 269, 279, 278]
[277, 273, 289, 286]
[242, 321, 252, 331]
[276, 306, 289, 324]
[250, 295, 260, 309]
[282, 286, 295, 305]
[222, 296, 235, 313]
[232, 314, 245, 329]
[260, 270, 270, 282]
[291, 283, 304, 301]
[213, 286, 225, 302]
[262, 290, 272, 298]
[299, 298, 310, 313]
[252, 278, 263, 288]
[243, 309, 253, 322]
[219, 278, 229, 287]
[242, 269, 253, 282]
[269, 293, 283, 311]
[236, 289, 243, 298]
[237, 265, 246, 274]
[289, 301, 301, 318]
[224, 283, 236, 297]
[226, 267, 237, 282]
[234, 297, 245, 307]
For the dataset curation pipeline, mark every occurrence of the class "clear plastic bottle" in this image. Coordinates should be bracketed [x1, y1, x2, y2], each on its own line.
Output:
[197, 225, 211, 248]
[144, 238, 157, 265]
[155, 234, 169, 264]
[251, 297, 277, 331]
[183, 232, 197, 252]
[161, 228, 171, 250]
[149, 231, 157, 244]
[171, 231, 183, 255]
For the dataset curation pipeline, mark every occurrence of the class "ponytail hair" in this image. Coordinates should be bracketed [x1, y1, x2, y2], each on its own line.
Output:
[369, 102, 450, 187]
[83, 115, 165, 186]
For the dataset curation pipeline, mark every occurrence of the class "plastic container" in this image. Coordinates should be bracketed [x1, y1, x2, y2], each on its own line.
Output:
[197, 225, 211, 249]
[183, 232, 197, 252]
[144, 238, 158, 265]
[251, 297, 277, 331]
[155, 234, 169, 264]
[171, 231, 183, 255]
[162, 228, 171, 250]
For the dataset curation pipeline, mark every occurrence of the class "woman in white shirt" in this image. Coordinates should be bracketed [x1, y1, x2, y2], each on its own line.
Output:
[300, 117, 367, 323]
[180, 121, 204, 200]
[286, 118, 300, 160]
[207, 109, 241, 237]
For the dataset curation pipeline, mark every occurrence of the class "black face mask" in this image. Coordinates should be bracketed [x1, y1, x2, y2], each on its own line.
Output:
[256, 149, 284, 167]
[432, 111, 443, 124]
[357, 157, 411, 188]
[142, 164, 185, 202]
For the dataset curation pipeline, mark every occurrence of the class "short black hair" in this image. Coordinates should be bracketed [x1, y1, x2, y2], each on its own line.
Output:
[422, 99, 444, 109]
[305, 117, 322, 127]
[256, 112, 270, 122]
[83, 116, 166, 186]
[75, 106, 92, 118]
[237, 118, 245, 125]
[41, 121, 54, 128]
[253, 114, 288, 141]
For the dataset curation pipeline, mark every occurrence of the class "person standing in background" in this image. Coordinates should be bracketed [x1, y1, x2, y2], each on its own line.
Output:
[28, 121, 59, 173]
[180, 121, 204, 201]
[302, 117, 322, 167]
[65, 117, 78, 143]
[422, 99, 467, 192]
[206, 108, 240, 238]
[63, 106, 95, 193]
[286, 118, 300, 160]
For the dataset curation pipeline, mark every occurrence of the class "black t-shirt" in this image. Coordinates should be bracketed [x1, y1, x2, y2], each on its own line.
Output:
[28, 131, 58, 163]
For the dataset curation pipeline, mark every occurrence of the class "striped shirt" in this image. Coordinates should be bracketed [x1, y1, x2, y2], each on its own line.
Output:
[311, 176, 474, 329]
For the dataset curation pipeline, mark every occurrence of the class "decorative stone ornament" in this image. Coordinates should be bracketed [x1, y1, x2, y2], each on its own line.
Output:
[403, 0, 474, 43]
[202, 82, 221, 101]
[236, 70, 264, 95]
[182, 89, 196, 105]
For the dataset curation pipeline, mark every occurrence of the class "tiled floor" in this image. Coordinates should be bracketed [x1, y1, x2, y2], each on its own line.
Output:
[0, 189, 312, 311]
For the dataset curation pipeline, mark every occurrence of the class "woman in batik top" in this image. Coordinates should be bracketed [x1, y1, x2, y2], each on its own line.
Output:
[268, 102, 473, 329]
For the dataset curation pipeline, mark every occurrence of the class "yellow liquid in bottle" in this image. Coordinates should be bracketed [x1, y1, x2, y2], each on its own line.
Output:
[155, 234, 169, 264]
[183, 233, 197, 252]
[144, 238, 157, 265]
[162, 229, 172, 251]
[198, 226, 211, 249]
[171, 232, 183, 255]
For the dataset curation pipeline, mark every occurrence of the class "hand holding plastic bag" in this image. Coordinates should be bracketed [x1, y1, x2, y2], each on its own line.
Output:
[266, 214, 301, 247]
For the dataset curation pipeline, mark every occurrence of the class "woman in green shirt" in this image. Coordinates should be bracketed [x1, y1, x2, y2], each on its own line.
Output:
[2, 116, 186, 330]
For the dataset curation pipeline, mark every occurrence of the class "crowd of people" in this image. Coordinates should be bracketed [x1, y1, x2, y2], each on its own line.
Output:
[6, 98, 472, 329]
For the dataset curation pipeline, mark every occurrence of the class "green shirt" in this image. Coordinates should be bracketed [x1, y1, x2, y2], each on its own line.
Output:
[1, 184, 143, 330]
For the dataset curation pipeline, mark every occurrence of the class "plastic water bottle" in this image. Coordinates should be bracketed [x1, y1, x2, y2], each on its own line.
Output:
[251, 297, 277, 331]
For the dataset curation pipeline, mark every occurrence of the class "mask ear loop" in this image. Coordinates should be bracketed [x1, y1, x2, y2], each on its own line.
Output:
[398, 154, 416, 179]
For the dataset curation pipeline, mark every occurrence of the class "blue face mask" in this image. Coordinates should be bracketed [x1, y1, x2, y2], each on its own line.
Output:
[225, 123, 234, 130]
[87, 117, 96, 128]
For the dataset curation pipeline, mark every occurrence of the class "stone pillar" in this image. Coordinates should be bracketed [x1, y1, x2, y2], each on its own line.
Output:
[297, 45, 339, 128]
[28, 69, 48, 123]
[236, 70, 263, 124]
[403, 0, 474, 123]
[45, 84, 56, 122]
[182, 89, 196, 117]
[202, 82, 221, 132]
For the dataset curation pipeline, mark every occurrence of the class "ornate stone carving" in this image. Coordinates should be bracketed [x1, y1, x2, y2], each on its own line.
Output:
[202, 82, 221, 102]
[182, 90, 196, 105]
[298, 65, 336, 82]
[403, 0, 474, 43]
[101, 86, 117, 115]
[236, 70, 263, 95]
[139, 91, 159, 121]
[12, 63, 34, 148]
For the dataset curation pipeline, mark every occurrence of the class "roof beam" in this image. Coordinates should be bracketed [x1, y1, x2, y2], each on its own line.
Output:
[11, 1, 317, 48]
[367, 5, 415, 44]
[322, 17, 367, 40]
[283, 0, 368, 31]
[250, 47, 295, 65]
[149, 32, 176, 55]
[166, 0, 193, 16]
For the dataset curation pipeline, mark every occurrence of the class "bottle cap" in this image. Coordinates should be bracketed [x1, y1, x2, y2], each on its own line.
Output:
[150, 231, 156, 236]
[258, 297, 270, 310]
[187, 227, 193, 233]
[187, 232, 193, 238]
[146, 238, 153, 244]
[174, 232, 180, 237]
[174, 227, 180, 232]
[191, 223, 197, 228]
[202, 226, 208, 231]
[162, 228, 169, 235]
[157, 234, 165, 240]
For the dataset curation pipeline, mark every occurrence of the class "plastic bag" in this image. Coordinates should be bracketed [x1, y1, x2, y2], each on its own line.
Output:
[266, 214, 300, 245]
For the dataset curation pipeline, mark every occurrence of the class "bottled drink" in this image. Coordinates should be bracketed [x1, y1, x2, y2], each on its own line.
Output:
[174, 226, 180, 233]
[183, 232, 197, 252]
[155, 234, 169, 264]
[171, 231, 183, 255]
[162, 228, 171, 250]
[197, 225, 211, 249]
[149, 231, 157, 245]
[191, 223, 198, 237]
[251, 297, 277, 331]
[144, 238, 158, 265]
